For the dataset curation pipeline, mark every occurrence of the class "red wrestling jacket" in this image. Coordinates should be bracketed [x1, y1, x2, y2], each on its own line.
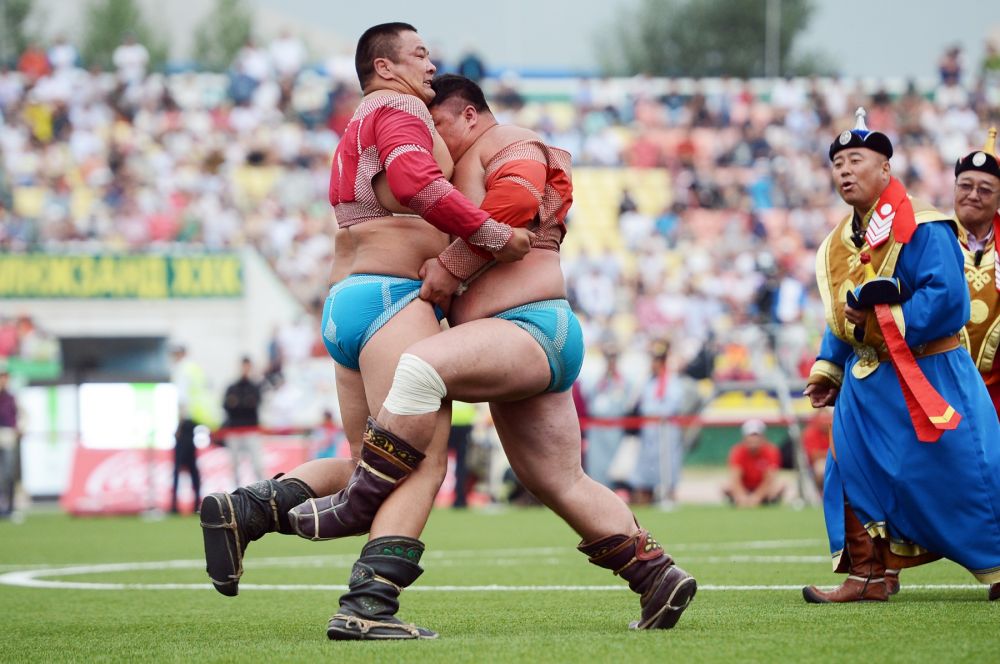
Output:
[438, 139, 573, 281]
[329, 93, 512, 252]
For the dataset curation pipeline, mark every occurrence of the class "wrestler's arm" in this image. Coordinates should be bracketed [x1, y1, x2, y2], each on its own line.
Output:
[418, 155, 548, 306]
[438, 149, 549, 281]
[372, 132, 454, 212]
[897, 221, 970, 345]
[376, 106, 517, 254]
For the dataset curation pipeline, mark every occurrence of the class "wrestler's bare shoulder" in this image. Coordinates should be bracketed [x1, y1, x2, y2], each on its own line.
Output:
[494, 125, 540, 142]
[481, 126, 542, 156]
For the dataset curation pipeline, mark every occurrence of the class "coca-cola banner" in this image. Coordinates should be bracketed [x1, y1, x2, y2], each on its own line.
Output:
[60, 443, 311, 515]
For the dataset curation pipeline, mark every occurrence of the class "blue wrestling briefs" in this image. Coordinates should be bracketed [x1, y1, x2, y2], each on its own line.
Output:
[321, 274, 444, 370]
[494, 299, 584, 393]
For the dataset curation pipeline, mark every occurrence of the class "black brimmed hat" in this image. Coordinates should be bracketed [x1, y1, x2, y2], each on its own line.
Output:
[829, 107, 893, 161]
[955, 127, 1000, 180]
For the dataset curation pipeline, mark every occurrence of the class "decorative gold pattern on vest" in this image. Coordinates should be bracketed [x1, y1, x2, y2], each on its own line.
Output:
[958, 234, 1000, 374]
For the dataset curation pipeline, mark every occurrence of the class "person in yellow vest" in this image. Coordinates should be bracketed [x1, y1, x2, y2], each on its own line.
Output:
[169, 344, 216, 514]
[954, 128, 1000, 420]
[802, 109, 1000, 603]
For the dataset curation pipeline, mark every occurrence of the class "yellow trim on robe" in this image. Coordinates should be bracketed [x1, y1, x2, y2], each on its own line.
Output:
[808, 360, 844, 388]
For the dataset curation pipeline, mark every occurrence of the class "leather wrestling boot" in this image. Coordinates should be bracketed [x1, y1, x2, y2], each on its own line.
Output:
[327, 536, 437, 640]
[885, 569, 900, 596]
[579, 526, 697, 629]
[289, 417, 424, 540]
[803, 506, 887, 603]
[200, 475, 315, 596]
[989, 583, 999, 601]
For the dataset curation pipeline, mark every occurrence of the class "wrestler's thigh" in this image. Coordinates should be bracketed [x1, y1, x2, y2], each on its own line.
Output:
[335, 364, 367, 457]
[490, 391, 584, 485]
[406, 319, 551, 403]
[359, 298, 443, 414]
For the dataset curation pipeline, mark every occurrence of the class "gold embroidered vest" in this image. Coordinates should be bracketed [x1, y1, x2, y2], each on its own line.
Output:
[816, 198, 946, 379]
[956, 223, 1000, 375]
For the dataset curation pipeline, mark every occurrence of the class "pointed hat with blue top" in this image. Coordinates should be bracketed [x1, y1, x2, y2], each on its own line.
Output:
[829, 107, 893, 161]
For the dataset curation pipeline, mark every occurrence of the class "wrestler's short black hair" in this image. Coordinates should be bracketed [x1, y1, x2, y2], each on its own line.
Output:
[428, 74, 491, 113]
[355, 22, 417, 89]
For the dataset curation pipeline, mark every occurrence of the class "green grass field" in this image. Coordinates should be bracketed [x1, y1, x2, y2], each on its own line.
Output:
[1, 505, 996, 663]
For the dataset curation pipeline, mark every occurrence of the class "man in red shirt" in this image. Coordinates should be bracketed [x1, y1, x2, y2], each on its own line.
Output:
[724, 419, 784, 507]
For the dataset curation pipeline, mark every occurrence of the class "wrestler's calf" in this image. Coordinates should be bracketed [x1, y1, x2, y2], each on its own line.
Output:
[289, 417, 424, 540]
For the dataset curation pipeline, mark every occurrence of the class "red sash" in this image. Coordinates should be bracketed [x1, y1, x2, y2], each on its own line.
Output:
[874, 304, 961, 442]
[860, 179, 960, 442]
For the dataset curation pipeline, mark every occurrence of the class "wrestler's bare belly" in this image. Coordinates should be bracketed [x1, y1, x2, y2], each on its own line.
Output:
[449, 249, 567, 324]
[337, 216, 449, 281]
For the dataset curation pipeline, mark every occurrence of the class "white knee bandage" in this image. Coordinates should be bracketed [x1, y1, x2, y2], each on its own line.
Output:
[382, 353, 447, 415]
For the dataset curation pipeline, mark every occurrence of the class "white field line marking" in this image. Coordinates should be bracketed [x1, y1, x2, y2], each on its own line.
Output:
[0, 566, 987, 594]
[0, 554, 985, 593]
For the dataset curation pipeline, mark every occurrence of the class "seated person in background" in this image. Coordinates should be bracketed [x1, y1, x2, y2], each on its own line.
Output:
[724, 419, 784, 507]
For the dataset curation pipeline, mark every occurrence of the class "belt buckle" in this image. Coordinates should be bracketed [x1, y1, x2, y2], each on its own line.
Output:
[852, 345, 879, 380]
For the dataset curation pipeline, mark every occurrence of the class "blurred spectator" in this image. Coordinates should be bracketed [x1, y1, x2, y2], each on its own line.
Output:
[47, 35, 79, 73]
[800, 411, 832, 494]
[221, 356, 264, 487]
[724, 419, 784, 507]
[983, 40, 1000, 80]
[0, 319, 19, 358]
[455, 49, 487, 82]
[580, 347, 633, 490]
[311, 409, 343, 458]
[573, 264, 616, 319]
[17, 42, 50, 81]
[492, 71, 524, 110]
[269, 30, 307, 83]
[235, 37, 272, 83]
[0, 370, 20, 517]
[169, 345, 210, 514]
[939, 45, 963, 86]
[631, 343, 685, 505]
[112, 34, 149, 85]
[619, 206, 654, 251]
[449, 401, 477, 508]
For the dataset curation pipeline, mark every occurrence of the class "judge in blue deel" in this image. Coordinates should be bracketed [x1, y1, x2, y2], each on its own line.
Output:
[802, 108, 1000, 603]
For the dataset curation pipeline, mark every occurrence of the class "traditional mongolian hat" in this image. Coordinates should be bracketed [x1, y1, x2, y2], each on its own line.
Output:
[955, 127, 1000, 180]
[829, 107, 893, 161]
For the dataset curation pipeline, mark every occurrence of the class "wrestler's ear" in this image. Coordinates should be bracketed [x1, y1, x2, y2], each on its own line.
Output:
[373, 57, 394, 81]
[463, 104, 477, 124]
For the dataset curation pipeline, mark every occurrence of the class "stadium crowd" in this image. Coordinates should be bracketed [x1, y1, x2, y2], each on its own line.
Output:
[1, 35, 998, 500]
